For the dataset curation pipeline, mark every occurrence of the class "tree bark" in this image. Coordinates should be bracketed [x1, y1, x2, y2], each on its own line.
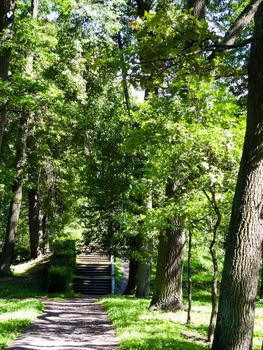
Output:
[136, 193, 153, 298]
[223, 0, 263, 47]
[0, 115, 27, 276]
[187, 230, 193, 324]
[149, 178, 186, 311]
[123, 258, 138, 295]
[0, 0, 15, 155]
[28, 188, 41, 259]
[149, 216, 185, 311]
[212, 4, 263, 350]
[136, 259, 152, 297]
[259, 246, 263, 299]
[260, 247, 263, 299]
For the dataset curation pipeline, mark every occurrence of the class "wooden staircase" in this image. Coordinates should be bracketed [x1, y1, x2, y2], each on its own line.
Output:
[73, 251, 113, 295]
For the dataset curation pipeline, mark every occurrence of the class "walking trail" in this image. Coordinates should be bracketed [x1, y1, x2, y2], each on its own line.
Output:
[6, 298, 119, 350]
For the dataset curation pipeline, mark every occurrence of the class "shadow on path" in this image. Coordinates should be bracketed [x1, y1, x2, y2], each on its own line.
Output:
[6, 298, 119, 350]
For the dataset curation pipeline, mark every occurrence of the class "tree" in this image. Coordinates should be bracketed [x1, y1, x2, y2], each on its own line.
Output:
[0, 0, 39, 275]
[212, 4, 263, 349]
[0, 115, 27, 275]
[0, 0, 15, 155]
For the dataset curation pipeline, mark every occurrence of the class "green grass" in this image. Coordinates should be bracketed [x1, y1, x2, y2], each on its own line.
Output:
[115, 258, 125, 294]
[0, 299, 44, 350]
[100, 296, 263, 350]
[0, 255, 79, 349]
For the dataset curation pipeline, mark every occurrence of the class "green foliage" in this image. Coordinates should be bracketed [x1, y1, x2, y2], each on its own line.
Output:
[47, 265, 73, 292]
[47, 238, 76, 292]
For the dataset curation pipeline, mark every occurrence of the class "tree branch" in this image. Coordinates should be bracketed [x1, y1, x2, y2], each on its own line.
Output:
[223, 0, 263, 46]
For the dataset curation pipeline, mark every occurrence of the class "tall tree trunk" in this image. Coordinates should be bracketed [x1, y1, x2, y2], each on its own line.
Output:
[28, 188, 41, 259]
[136, 193, 153, 298]
[136, 259, 152, 297]
[149, 216, 185, 311]
[187, 230, 193, 324]
[0, 115, 27, 276]
[260, 247, 263, 299]
[123, 258, 138, 295]
[0, 0, 39, 275]
[149, 178, 186, 311]
[0, 0, 15, 155]
[212, 5, 263, 350]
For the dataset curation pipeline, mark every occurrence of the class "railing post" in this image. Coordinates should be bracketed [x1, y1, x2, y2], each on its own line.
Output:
[111, 255, 115, 295]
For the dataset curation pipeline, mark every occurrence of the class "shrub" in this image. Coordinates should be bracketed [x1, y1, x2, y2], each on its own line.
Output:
[47, 266, 73, 292]
[47, 238, 76, 292]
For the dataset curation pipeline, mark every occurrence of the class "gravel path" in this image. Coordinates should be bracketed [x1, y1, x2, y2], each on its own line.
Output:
[6, 298, 119, 350]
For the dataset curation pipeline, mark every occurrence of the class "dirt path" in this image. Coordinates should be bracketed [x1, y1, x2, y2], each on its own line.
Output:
[6, 298, 119, 350]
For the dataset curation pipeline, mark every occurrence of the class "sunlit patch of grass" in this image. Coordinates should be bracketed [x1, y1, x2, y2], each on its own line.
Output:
[100, 296, 263, 350]
[100, 296, 209, 350]
[0, 299, 44, 350]
[0, 299, 43, 314]
[0, 319, 31, 350]
[12, 254, 51, 276]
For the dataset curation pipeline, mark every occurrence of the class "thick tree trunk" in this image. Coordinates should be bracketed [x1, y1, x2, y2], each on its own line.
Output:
[28, 188, 41, 259]
[187, 230, 193, 324]
[212, 5, 263, 350]
[260, 248, 263, 299]
[0, 0, 15, 155]
[136, 259, 151, 298]
[150, 216, 185, 311]
[0, 182, 22, 275]
[149, 176, 186, 311]
[123, 259, 138, 295]
[0, 115, 27, 276]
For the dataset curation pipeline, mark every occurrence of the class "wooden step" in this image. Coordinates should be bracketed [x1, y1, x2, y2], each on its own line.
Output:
[73, 251, 113, 295]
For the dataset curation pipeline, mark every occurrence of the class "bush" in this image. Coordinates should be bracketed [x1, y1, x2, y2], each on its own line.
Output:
[52, 239, 76, 254]
[47, 266, 73, 292]
[47, 238, 76, 292]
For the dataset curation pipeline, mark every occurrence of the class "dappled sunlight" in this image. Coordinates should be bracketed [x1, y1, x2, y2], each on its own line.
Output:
[12, 255, 52, 276]
[101, 296, 263, 350]
[0, 310, 39, 322]
[5, 298, 118, 350]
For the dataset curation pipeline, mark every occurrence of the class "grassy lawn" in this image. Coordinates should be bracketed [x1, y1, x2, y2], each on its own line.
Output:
[0, 254, 79, 349]
[0, 299, 44, 350]
[0, 257, 47, 349]
[100, 296, 263, 350]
